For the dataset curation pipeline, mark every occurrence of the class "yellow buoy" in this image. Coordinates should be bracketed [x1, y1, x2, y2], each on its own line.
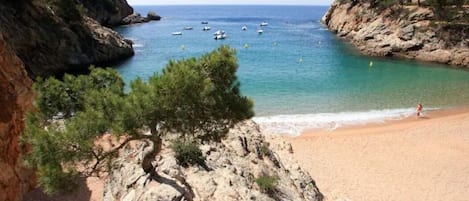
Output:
[299, 58, 303, 63]
[244, 43, 249, 49]
[369, 61, 373, 67]
[181, 45, 185, 50]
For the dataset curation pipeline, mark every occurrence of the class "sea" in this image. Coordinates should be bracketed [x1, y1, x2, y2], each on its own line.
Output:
[114, 5, 469, 135]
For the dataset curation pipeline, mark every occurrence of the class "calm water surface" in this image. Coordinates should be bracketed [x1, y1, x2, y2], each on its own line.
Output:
[114, 6, 469, 134]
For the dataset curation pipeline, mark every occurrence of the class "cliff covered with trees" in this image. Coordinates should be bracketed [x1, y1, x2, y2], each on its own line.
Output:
[322, 0, 469, 67]
[0, 0, 135, 78]
[0, 0, 142, 200]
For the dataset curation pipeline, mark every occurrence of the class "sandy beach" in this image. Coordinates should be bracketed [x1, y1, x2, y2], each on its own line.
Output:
[285, 108, 469, 201]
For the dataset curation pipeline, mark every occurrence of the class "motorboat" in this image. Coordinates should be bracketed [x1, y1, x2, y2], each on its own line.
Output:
[214, 34, 228, 40]
[201, 21, 208, 24]
[257, 29, 263, 34]
[172, 32, 182, 35]
[183, 27, 193, 30]
[260, 22, 268, 26]
[202, 26, 211, 31]
[242, 26, 247, 30]
[213, 30, 225, 35]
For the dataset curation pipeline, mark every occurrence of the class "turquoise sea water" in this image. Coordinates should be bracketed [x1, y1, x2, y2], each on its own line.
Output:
[114, 5, 469, 134]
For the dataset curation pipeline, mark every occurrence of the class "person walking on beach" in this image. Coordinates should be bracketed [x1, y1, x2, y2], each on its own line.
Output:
[416, 103, 423, 117]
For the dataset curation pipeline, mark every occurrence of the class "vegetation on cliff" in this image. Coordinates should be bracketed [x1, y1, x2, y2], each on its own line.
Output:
[338, 0, 468, 21]
[0, 0, 134, 78]
[22, 46, 254, 195]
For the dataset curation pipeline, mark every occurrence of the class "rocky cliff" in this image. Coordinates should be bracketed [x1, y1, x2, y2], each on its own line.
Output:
[80, 0, 133, 26]
[104, 121, 323, 201]
[0, 0, 134, 78]
[322, 1, 469, 67]
[0, 34, 35, 201]
[0, 0, 137, 200]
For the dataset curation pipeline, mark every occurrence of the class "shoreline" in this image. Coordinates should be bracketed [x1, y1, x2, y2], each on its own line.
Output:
[300, 105, 469, 136]
[282, 106, 469, 201]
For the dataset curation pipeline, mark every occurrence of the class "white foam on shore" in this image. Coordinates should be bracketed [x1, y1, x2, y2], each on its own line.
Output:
[253, 108, 434, 136]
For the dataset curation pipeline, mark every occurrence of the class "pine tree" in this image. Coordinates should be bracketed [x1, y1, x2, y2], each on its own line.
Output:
[22, 45, 254, 194]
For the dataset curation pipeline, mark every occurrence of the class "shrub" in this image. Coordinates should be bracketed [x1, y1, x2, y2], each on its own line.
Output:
[260, 144, 270, 156]
[172, 140, 206, 168]
[256, 175, 279, 193]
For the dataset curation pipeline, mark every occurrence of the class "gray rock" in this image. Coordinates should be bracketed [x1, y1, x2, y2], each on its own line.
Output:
[103, 120, 323, 201]
[121, 11, 161, 25]
[121, 13, 150, 24]
[399, 25, 414, 41]
[147, 11, 161, 21]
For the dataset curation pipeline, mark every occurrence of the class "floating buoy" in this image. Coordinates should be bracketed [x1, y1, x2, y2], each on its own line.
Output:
[244, 43, 249, 49]
[369, 61, 373, 68]
[181, 45, 185, 50]
[299, 58, 303, 63]
[273, 42, 278, 46]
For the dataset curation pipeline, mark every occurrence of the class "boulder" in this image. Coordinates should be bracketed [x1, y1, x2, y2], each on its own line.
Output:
[121, 11, 161, 25]
[121, 13, 150, 24]
[147, 11, 161, 21]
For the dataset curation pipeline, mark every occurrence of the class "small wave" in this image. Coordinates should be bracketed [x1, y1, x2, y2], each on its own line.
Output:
[133, 43, 144, 48]
[253, 108, 437, 136]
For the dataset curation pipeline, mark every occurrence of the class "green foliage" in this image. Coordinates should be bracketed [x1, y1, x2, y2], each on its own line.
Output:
[23, 66, 130, 194]
[130, 45, 254, 141]
[37, 165, 78, 195]
[256, 175, 279, 193]
[260, 144, 270, 156]
[376, 0, 399, 10]
[23, 46, 254, 195]
[425, 0, 468, 20]
[171, 140, 206, 167]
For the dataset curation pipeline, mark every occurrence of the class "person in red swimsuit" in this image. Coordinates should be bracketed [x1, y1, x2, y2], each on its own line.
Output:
[416, 103, 423, 117]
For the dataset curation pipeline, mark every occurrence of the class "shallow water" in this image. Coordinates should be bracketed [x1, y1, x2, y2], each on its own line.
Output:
[114, 5, 469, 134]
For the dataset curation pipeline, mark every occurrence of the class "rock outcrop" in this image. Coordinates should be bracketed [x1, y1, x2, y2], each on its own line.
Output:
[104, 121, 323, 201]
[121, 12, 162, 25]
[0, 0, 134, 78]
[0, 34, 35, 201]
[322, 1, 469, 67]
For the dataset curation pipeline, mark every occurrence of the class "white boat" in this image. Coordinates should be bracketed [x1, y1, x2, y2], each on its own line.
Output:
[183, 27, 193, 30]
[214, 34, 228, 40]
[260, 22, 268, 26]
[257, 29, 263, 34]
[242, 26, 247, 30]
[172, 32, 182, 35]
[213, 30, 225, 35]
[202, 26, 211, 31]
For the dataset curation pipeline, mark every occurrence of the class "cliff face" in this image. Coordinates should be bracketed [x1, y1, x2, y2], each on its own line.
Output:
[104, 121, 323, 201]
[0, 0, 136, 200]
[0, 0, 134, 78]
[80, 0, 133, 26]
[322, 1, 469, 67]
[0, 34, 35, 201]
